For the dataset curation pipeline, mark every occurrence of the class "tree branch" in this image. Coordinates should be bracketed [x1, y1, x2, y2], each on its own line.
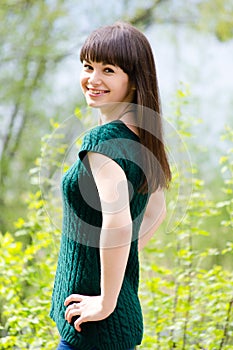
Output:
[127, 0, 167, 28]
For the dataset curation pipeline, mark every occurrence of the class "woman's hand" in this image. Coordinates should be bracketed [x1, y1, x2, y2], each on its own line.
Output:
[64, 294, 114, 332]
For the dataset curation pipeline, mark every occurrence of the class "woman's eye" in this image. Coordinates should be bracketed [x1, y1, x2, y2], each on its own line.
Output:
[104, 68, 114, 73]
[83, 64, 93, 70]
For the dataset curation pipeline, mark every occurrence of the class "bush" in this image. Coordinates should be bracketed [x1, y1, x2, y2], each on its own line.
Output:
[140, 90, 233, 349]
[0, 191, 59, 349]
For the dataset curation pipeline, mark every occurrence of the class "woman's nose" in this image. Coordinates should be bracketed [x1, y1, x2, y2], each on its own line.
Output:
[88, 70, 101, 85]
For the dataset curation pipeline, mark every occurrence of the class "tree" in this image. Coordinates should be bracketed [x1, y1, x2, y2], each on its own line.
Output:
[198, 0, 233, 41]
[126, 0, 233, 41]
[1, 0, 232, 233]
[0, 0, 72, 232]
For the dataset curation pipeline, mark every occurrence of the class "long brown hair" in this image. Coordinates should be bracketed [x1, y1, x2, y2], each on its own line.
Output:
[80, 22, 171, 193]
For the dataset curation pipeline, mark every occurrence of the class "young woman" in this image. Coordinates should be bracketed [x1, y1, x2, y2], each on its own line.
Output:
[50, 22, 171, 350]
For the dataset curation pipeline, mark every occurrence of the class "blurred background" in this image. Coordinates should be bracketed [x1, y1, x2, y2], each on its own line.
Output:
[1, 1, 233, 348]
[0, 0, 232, 234]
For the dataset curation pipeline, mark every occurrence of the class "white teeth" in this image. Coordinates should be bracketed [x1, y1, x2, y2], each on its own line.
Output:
[88, 89, 108, 94]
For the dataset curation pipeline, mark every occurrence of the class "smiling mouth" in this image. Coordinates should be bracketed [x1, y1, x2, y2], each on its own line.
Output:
[87, 88, 110, 96]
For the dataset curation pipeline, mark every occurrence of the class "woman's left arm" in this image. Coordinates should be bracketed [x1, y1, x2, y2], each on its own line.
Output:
[64, 152, 132, 332]
[138, 189, 166, 251]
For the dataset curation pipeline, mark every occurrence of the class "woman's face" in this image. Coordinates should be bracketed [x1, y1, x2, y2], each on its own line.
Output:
[80, 60, 135, 109]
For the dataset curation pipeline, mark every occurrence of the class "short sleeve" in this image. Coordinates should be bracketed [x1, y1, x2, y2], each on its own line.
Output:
[79, 123, 127, 173]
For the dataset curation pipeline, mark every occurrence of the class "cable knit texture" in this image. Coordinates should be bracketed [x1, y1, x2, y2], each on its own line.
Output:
[50, 120, 149, 350]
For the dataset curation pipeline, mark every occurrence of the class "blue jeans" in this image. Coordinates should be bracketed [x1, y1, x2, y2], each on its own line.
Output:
[57, 339, 135, 350]
[57, 340, 97, 350]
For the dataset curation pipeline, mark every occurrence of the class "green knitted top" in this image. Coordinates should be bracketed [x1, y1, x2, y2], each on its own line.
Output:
[50, 120, 149, 350]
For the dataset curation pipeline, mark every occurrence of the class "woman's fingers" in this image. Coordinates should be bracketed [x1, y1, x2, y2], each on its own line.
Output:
[65, 302, 81, 323]
[64, 294, 83, 306]
[64, 294, 108, 332]
[74, 315, 86, 332]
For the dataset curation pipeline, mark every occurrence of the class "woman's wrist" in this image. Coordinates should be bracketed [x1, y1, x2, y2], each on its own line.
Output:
[100, 294, 117, 315]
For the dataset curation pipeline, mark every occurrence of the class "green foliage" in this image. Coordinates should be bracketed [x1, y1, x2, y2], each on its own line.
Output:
[0, 192, 60, 349]
[0, 92, 233, 348]
[198, 0, 233, 42]
[128, 0, 233, 42]
[139, 89, 233, 349]
[0, 0, 71, 233]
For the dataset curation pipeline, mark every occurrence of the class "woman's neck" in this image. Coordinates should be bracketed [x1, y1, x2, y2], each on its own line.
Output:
[98, 104, 136, 125]
[98, 108, 139, 137]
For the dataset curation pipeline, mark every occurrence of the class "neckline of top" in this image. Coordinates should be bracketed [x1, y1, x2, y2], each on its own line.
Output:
[109, 119, 140, 139]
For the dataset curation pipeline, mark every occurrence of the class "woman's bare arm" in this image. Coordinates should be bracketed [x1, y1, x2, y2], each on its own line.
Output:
[64, 152, 132, 331]
[138, 189, 166, 251]
[88, 152, 132, 308]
